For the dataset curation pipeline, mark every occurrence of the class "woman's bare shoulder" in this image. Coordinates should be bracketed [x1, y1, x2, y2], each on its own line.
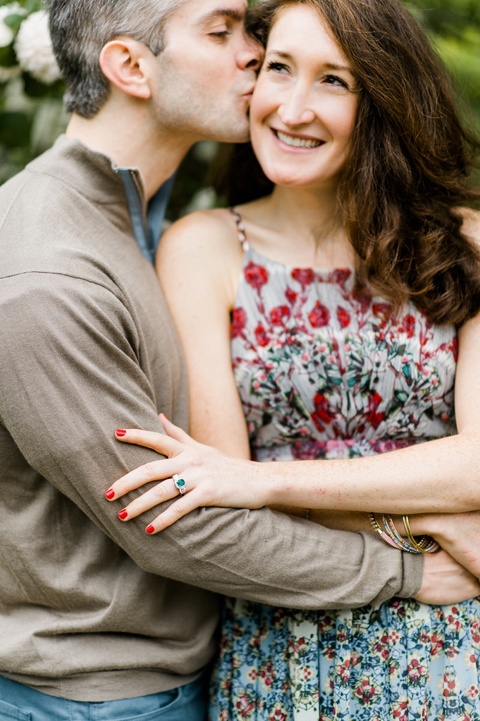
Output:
[158, 208, 240, 256]
[155, 208, 244, 290]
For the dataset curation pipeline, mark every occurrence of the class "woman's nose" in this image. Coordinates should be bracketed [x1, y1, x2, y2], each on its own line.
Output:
[277, 98, 316, 126]
[276, 84, 316, 126]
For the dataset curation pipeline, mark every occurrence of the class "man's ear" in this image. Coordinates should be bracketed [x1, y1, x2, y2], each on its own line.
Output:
[100, 38, 153, 100]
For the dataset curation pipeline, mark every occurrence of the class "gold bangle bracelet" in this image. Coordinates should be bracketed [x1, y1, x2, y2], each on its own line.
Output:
[402, 515, 439, 554]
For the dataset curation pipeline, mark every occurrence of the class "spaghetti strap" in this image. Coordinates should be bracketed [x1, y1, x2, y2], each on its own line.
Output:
[229, 207, 250, 252]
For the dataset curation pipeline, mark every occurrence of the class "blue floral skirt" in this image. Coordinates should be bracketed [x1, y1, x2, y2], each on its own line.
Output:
[209, 596, 480, 720]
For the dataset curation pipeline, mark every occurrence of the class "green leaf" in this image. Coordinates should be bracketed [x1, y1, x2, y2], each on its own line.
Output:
[21, 73, 64, 99]
[0, 110, 32, 147]
[0, 44, 16, 68]
[402, 364, 412, 379]
[4, 12, 26, 33]
[24, 0, 44, 12]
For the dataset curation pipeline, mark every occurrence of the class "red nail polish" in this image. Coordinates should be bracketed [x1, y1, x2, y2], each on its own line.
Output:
[118, 509, 128, 520]
[146, 525, 155, 534]
[115, 429, 127, 437]
[105, 489, 115, 500]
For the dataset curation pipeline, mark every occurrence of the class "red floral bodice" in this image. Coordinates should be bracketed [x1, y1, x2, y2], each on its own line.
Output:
[230, 215, 457, 461]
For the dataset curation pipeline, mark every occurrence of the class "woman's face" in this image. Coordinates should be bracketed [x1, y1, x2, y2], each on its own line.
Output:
[249, 4, 359, 191]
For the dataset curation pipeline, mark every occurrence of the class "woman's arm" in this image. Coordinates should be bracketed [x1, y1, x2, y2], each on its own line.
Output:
[108, 418, 480, 579]
[156, 208, 250, 459]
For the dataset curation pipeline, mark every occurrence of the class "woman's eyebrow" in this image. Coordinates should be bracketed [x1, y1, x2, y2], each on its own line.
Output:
[266, 50, 353, 74]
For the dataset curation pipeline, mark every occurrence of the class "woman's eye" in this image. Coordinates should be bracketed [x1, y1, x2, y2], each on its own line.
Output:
[324, 74, 349, 89]
[265, 61, 289, 73]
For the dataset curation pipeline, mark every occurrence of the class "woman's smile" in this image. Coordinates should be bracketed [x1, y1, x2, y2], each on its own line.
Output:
[273, 129, 324, 149]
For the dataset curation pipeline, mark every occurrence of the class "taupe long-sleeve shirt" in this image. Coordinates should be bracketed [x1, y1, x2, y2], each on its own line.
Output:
[0, 136, 423, 702]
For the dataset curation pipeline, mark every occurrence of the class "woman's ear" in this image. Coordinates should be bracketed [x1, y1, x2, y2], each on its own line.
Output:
[100, 38, 153, 100]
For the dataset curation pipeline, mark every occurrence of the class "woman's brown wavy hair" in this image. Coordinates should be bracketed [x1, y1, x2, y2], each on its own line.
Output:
[216, 0, 480, 325]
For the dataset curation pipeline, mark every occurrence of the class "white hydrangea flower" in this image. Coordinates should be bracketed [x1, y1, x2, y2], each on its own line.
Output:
[14, 9, 61, 84]
[0, 2, 26, 48]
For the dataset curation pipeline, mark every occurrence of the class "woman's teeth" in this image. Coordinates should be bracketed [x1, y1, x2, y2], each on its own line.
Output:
[276, 131, 322, 148]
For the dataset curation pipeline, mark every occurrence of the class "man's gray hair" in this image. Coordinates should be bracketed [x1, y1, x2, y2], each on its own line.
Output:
[47, 0, 186, 118]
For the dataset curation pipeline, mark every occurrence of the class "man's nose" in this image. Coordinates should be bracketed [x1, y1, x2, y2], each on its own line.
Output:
[237, 34, 262, 72]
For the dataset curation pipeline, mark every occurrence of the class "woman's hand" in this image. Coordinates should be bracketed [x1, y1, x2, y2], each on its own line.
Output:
[105, 415, 273, 532]
[407, 512, 480, 604]
[414, 548, 480, 605]
[416, 511, 480, 579]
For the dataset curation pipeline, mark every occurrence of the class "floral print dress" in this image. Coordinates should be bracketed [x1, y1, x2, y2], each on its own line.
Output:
[209, 210, 480, 721]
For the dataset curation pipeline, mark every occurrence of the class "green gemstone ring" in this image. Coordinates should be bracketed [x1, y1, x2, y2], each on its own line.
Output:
[173, 474, 187, 495]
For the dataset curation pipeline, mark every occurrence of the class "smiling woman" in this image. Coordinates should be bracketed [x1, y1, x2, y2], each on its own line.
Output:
[106, 0, 480, 717]
[249, 8, 359, 189]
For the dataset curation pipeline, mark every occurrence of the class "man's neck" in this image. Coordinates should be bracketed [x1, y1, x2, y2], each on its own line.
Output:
[66, 106, 192, 200]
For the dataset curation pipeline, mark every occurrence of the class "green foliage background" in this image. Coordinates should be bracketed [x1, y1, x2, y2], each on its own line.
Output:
[0, 0, 478, 218]
[407, 0, 480, 125]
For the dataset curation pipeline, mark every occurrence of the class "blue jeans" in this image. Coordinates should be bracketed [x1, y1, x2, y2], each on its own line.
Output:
[0, 674, 208, 721]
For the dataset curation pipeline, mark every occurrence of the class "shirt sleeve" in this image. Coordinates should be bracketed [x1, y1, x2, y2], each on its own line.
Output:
[0, 272, 423, 609]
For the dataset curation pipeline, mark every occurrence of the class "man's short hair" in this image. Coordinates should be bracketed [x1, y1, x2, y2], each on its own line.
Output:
[47, 0, 186, 118]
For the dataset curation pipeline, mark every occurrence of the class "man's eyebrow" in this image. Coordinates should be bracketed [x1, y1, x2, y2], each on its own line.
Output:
[196, 8, 245, 26]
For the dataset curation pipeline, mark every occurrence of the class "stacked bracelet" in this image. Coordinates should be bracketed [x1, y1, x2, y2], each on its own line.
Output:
[368, 513, 406, 549]
[402, 515, 439, 553]
[383, 513, 419, 553]
[368, 513, 439, 554]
